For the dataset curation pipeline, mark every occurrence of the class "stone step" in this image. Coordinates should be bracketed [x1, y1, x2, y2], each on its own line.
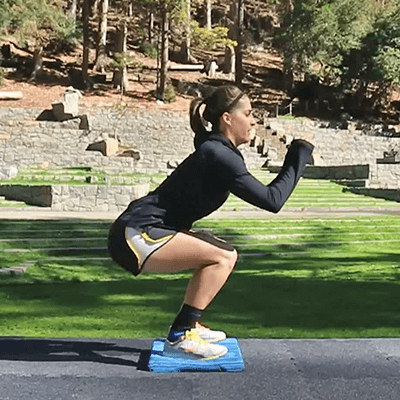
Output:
[334, 179, 369, 188]
[0, 200, 28, 207]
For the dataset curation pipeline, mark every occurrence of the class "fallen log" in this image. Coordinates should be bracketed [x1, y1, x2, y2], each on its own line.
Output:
[0, 91, 23, 100]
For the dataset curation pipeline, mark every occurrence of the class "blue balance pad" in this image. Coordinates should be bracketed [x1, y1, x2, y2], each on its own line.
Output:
[148, 338, 244, 373]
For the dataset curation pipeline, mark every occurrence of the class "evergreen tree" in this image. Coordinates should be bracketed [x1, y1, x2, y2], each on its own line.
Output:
[0, 0, 77, 80]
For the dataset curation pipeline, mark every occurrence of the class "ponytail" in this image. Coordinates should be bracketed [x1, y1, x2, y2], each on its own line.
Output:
[190, 97, 209, 149]
[189, 85, 246, 148]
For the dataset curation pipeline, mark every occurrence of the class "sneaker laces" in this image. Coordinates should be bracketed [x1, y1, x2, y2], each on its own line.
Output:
[184, 329, 208, 345]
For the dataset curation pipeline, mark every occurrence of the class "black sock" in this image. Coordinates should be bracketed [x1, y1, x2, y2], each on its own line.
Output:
[168, 304, 203, 340]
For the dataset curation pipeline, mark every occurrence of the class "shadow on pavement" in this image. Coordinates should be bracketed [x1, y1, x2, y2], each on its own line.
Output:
[0, 337, 151, 371]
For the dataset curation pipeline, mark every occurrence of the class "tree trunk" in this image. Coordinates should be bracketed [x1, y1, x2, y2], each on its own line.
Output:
[112, 21, 128, 95]
[126, 2, 133, 17]
[148, 9, 155, 44]
[93, 0, 109, 73]
[235, 0, 244, 84]
[82, 0, 91, 84]
[205, 0, 211, 29]
[158, 3, 169, 100]
[67, 0, 78, 21]
[92, 0, 100, 15]
[185, 0, 191, 62]
[179, 0, 196, 63]
[29, 46, 43, 81]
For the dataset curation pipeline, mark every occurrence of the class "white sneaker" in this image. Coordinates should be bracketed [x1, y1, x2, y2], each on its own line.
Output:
[192, 321, 226, 343]
[165, 330, 228, 361]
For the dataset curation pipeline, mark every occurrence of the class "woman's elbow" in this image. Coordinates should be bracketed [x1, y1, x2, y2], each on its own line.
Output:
[271, 206, 282, 214]
[267, 202, 283, 214]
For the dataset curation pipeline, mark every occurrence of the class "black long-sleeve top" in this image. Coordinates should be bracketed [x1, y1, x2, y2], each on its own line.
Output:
[118, 133, 314, 232]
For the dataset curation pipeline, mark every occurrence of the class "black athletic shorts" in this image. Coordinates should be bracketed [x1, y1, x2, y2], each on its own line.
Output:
[108, 220, 236, 276]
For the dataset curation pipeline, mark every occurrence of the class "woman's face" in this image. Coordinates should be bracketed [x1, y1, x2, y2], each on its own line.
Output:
[222, 96, 257, 146]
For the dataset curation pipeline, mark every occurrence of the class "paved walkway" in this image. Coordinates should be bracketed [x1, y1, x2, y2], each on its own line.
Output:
[1, 207, 400, 399]
[0, 337, 399, 400]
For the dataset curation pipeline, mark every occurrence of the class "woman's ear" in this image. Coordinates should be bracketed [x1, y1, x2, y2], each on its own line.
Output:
[221, 111, 231, 126]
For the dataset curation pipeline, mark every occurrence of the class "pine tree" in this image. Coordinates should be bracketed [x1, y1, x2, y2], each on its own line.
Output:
[0, 0, 76, 80]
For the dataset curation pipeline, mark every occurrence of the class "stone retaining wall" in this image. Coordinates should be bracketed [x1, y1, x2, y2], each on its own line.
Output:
[265, 118, 400, 189]
[1, 107, 400, 188]
[0, 107, 263, 173]
[266, 118, 400, 167]
[0, 183, 150, 212]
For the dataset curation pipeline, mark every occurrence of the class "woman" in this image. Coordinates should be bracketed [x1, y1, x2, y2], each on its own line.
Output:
[108, 85, 314, 360]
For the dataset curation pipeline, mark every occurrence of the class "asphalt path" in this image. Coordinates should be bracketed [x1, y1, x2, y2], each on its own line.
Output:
[0, 337, 400, 400]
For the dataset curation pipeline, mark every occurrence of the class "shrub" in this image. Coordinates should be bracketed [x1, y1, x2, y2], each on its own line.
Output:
[141, 42, 158, 59]
[164, 84, 176, 103]
[0, 67, 4, 87]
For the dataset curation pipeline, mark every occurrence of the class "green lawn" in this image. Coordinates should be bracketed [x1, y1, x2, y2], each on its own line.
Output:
[223, 175, 400, 210]
[0, 167, 167, 188]
[1, 215, 400, 339]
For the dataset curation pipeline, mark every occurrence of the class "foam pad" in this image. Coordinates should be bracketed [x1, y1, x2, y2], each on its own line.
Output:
[148, 338, 244, 373]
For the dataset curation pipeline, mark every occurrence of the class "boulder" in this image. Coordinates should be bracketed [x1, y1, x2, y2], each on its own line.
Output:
[86, 138, 119, 156]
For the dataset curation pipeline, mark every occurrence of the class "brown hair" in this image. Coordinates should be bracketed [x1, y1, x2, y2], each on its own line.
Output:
[190, 85, 246, 148]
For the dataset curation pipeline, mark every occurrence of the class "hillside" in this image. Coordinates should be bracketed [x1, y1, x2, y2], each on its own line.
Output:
[1, 0, 398, 124]
[0, 40, 287, 120]
[0, 0, 289, 118]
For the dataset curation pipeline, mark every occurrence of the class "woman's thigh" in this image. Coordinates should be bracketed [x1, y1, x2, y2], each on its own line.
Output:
[142, 231, 237, 274]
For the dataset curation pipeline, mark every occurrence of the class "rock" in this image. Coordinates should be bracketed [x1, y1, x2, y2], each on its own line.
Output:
[117, 149, 141, 160]
[79, 114, 90, 130]
[0, 165, 18, 180]
[86, 138, 119, 156]
[205, 61, 218, 78]
[52, 87, 82, 121]
[167, 160, 179, 169]
[59, 117, 81, 129]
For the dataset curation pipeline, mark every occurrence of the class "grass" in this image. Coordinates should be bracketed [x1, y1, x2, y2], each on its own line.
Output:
[1, 216, 400, 339]
[222, 174, 400, 210]
[0, 167, 167, 188]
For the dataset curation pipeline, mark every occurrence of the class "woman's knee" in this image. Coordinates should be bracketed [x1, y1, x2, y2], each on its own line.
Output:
[217, 248, 238, 272]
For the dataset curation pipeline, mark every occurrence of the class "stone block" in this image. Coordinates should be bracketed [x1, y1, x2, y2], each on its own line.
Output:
[59, 118, 81, 129]
[117, 149, 141, 160]
[51, 87, 81, 121]
[115, 194, 131, 206]
[80, 196, 96, 208]
[86, 138, 119, 156]
[0, 165, 18, 180]
[84, 185, 98, 196]
[108, 204, 119, 213]
[132, 184, 149, 199]
[95, 203, 110, 212]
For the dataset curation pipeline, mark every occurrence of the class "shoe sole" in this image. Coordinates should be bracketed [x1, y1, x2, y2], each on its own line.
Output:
[165, 342, 228, 361]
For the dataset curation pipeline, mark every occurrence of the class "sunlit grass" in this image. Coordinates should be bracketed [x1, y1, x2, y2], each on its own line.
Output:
[1, 216, 400, 339]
